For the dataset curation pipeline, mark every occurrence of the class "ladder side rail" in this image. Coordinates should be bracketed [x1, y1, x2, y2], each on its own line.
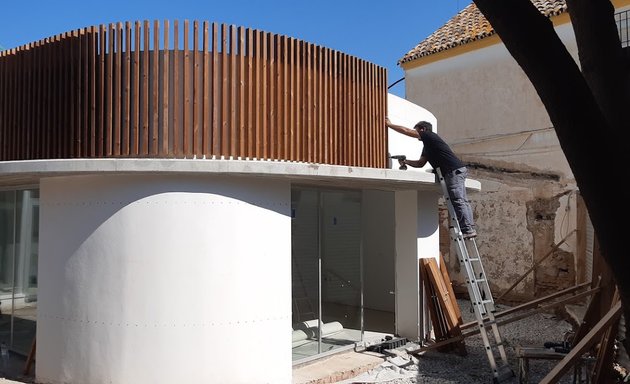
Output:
[467, 239, 497, 312]
[436, 168, 513, 382]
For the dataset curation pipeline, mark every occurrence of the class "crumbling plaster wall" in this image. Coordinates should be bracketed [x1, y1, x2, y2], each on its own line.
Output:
[441, 160, 579, 303]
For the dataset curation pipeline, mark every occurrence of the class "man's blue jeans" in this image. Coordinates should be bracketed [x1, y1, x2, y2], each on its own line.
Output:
[444, 167, 475, 234]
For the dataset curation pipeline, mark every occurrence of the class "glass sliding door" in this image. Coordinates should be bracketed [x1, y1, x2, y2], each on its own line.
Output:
[291, 189, 321, 360]
[0, 189, 38, 356]
[320, 191, 362, 346]
[291, 187, 362, 361]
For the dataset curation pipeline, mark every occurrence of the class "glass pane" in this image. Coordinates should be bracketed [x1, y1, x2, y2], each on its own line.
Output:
[291, 189, 321, 360]
[13, 190, 38, 355]
[0, 191, 15, 295]
[320, 191, 362, 349]
[0, 189, 38, 357]
[291, 187, 364, 361]
[0, 191, 16, 351]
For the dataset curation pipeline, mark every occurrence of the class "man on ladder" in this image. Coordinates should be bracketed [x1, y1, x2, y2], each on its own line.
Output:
[386, 118, 514, 383]
[385, 117, 476, 238]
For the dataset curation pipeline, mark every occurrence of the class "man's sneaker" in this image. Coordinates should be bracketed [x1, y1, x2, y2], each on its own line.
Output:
[462, 231, 477, 239]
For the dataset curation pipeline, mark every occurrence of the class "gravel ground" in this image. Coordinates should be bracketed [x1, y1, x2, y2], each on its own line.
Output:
[338, 299, 579, 384]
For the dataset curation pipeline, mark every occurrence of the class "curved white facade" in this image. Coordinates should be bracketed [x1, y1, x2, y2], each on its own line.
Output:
[0, 155, 481, 384]
[37, 174, 292, 384]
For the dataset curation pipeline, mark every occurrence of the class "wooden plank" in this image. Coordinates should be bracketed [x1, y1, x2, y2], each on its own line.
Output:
[260, 30, 267, 158]
[238, 26, 245, 157]
[280, 35, 287, 160]
[333, 51, 338, 164]
[305, 43, 312, 162]
[246, 28, 253, 158]
[173, 20, 180, 156]
[268, 33, 275, 159]
[162, 20, 170, 155]
[322, 48, 329, 164]
[183, 20, 190, 156]
[313, 46, 319, 162]
[295, 39, 301, 161]
[105, 23, 116, 157]
[221, 24, 228, 156]
[142, 20, 150, 154]
[24, 43, 32, 159]
[2, 46, 8, 158]
[439, 254, 463, 323]
[212, 23, 219, 155]
[230, 25, 237, 157]
[590, 292, 620, 383]
[254, 30, 261, 159]
[202, 21, 210, 156]
[539, 301, 622, 384]
[132, 21, 140, 155]
[114, 23, 122, 156]
[38, 39, 45, 157]
[193, 20, 199, 156]
[152, 20, 159, 155]
[573, 237, 615, 345]
[288, 37, 295, 160]
[423, 259, 460, 330]
[461, 281, 592, 331]
[123, 22, 131, 156]
[23, 338, 35, 375]
[420, 260, 449, 343]
[1, 42, 8, 158]
[89, 27, 96, 156]
[87, 26, 97, 157]
[461, 287, 599, 337]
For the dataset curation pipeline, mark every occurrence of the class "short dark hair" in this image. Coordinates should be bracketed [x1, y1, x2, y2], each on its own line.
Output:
[414, 121, 432, 132]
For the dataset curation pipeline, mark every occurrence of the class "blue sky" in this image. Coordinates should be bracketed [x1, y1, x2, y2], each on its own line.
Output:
[0, 0, 467, 97]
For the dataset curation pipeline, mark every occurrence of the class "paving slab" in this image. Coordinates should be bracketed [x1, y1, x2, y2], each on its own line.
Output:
[293, 350, 386, 384]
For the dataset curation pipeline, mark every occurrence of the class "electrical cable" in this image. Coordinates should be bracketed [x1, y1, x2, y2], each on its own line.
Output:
[388, 77, 404, 89]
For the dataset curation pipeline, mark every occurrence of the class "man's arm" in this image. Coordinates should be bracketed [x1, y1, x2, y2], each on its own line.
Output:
[385, 117, 419, 138]
[404, 155, 428, 168]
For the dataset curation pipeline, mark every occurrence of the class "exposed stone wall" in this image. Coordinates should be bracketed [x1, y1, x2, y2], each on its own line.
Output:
[441, 160, 579, 304]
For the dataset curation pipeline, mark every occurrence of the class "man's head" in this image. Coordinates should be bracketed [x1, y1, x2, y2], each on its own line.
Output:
[414, 121, 433, 134]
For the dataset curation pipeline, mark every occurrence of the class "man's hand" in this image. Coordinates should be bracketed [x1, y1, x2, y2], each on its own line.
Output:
[385, 117, 392, 127]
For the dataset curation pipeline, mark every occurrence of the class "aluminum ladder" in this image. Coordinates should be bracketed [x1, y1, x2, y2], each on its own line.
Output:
[435, 167, 514, 383]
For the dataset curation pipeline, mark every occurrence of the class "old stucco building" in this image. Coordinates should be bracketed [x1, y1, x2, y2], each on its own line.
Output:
[399, 0, 630, 302]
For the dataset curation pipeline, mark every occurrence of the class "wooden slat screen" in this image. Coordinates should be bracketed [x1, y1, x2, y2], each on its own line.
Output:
[0, 20, 387, 167]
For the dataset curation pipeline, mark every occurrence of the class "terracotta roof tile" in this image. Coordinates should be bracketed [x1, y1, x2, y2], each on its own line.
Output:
[399, 0, 567, 65]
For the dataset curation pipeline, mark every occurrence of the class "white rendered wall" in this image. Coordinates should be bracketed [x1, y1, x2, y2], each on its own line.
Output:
[404, 23, 579, 177]
[387, 93, 437, 173]
[37, 174, 291, 384]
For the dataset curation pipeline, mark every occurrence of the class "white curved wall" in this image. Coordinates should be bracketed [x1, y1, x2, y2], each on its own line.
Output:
[387, 93, 437, 174]
[37, 174, 291, 384]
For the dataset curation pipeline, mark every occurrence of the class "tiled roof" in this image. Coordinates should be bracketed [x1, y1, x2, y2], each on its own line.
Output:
[399, 0, 567, 65]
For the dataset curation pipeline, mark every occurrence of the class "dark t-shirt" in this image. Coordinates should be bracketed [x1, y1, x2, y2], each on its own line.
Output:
[420, 131, 464, 173]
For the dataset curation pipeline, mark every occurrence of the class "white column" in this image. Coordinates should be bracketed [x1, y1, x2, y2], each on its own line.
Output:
[394, 190, 419, 339]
